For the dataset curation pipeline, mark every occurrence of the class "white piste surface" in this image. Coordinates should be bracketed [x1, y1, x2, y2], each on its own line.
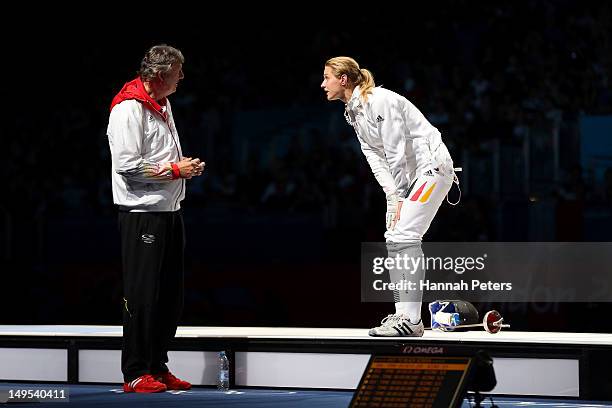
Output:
[0, 325, 611, 345]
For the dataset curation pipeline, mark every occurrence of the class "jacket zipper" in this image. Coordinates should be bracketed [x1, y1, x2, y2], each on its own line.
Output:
[149, 100, 184, 211]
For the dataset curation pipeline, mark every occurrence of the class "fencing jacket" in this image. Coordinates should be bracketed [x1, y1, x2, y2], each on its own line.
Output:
[344, 86, 446, 199]
[107, 78, 185, 212]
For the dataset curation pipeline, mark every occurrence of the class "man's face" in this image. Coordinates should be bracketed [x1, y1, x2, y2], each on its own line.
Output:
[160, 63, 184, 98]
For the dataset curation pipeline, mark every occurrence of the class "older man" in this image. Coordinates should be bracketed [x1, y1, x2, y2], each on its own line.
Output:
[107, 44, 204, 393]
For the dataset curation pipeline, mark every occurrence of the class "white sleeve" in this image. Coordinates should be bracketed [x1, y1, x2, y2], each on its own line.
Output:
[403, 100, 437, 173]
[369, 96, 411, 198]
[107, 101, 175, 183]
[356, 133, 399, 197]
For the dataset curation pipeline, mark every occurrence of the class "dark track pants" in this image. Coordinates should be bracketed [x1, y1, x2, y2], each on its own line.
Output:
[118, 210, 185, 383]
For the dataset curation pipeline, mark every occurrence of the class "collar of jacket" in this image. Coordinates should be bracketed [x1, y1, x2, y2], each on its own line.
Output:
[346, 85, 362, 112]
[109, 77, 168, 122]
[344, 86, 362, 125]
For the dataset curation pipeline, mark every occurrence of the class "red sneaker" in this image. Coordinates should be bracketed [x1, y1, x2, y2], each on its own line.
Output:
[156, 371, 192, 390]
[123, 374, 167, 393]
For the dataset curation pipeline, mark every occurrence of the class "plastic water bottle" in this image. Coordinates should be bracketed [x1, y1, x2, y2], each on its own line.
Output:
[217, 351, 229, 391]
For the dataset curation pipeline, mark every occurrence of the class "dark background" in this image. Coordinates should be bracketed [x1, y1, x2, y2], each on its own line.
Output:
[3, 2, 612, 332]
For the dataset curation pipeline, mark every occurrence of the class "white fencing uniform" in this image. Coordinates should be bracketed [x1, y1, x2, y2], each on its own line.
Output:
[344, 86, 456, 244]
[344, 85, 458, 324]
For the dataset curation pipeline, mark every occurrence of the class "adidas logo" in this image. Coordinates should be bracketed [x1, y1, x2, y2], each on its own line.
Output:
[141, 234, 156, 244]
[376, 115, 384, 122]
[423, 168, 440, 177]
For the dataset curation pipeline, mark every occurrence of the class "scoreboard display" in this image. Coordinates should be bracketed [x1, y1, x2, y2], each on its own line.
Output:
[350, 355, 472, 408]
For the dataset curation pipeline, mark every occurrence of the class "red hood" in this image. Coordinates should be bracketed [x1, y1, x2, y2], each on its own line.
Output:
[110, 77, 168, 121]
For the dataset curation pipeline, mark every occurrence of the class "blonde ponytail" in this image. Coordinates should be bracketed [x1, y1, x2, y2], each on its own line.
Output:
[358, 68, 375, 101]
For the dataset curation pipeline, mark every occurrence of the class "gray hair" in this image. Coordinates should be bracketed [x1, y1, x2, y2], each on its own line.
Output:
[138, 44, 185, 81]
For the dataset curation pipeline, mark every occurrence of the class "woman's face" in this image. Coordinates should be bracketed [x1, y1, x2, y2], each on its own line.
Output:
[321, 65, 345, 102]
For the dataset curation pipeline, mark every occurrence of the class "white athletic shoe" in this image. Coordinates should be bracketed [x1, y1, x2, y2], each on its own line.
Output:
[368, 314, 424, 337]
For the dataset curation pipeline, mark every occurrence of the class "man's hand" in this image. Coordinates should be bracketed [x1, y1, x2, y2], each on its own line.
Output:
[190, 158, 205, 177]
[176, 157, 205, 179]
[386, 193, 404, 231]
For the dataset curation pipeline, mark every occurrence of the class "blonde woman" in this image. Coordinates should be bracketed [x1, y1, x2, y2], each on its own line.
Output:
[321, 57, 458, 337]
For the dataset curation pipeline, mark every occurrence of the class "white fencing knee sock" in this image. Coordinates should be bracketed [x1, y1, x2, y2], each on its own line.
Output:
[395, 302, 422, 323]
[387, 242, 425, 323]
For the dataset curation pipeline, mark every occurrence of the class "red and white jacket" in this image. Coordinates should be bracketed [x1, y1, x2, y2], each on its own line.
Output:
[107, 78, 185, 212]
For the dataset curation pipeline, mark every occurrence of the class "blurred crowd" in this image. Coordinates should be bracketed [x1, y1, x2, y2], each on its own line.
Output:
[7, 2, 612, 232]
